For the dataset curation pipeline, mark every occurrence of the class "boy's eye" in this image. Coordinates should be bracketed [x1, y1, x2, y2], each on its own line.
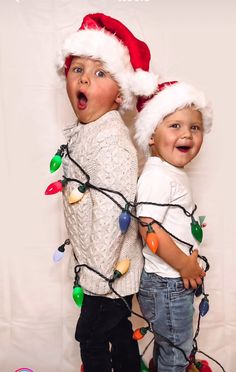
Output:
[96, 70, 106, 78]
[73, 67, 83, 73]
[170, 123, 180, 129]
[191, 125, 201, 131]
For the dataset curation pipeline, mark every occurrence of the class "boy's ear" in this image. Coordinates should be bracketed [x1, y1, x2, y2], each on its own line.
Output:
[149, 134, 155, 146]
[115, 93, 123, 105]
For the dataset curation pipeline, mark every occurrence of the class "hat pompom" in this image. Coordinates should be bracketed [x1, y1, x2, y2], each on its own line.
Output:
[129, 69, 159, 97]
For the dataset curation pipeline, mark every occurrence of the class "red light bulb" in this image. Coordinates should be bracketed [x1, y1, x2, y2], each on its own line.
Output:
[45, 180, 65, 195]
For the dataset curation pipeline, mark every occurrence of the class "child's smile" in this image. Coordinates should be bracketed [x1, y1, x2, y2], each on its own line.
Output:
[149, 107, 203, 168]
[176, 145, 191, 153]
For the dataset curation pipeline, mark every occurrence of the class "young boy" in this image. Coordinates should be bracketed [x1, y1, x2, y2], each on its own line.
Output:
[134, 81, 213, 371]
[57, 13, 158, 372]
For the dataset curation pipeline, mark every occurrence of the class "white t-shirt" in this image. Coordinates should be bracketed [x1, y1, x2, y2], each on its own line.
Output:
[137, 157, 198, 278]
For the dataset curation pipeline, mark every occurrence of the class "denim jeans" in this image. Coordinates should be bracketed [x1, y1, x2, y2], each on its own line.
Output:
[75, 294, 140, 372]
[138, 270, 194, 372]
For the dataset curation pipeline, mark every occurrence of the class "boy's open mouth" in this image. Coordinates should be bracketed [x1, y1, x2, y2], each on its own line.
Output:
[77, 92, 88, 110]
[176, 146, 191, 153]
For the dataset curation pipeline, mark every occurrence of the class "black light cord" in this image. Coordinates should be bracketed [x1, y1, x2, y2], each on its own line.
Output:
[73, 261, 225, 370]
[74, 262, 191, 363]
[74, 263, 109, 283]
[110, 278, 191, 363]
[108, 281, 151, 328]
[135, 201, 197, 218]
[65, 143, 90, 182]
[65, 144, 209, 269]
[61, 143, 224, 370]
[198, 351, 226, 372]
[140, 336, 155, 358]
[191, 310, 226, 371]
[63, 182, 209, 272]
[65, 144, 196, 218]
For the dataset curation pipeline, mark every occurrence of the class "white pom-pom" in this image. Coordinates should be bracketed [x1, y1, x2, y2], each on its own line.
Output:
[130, 69, 159, 97]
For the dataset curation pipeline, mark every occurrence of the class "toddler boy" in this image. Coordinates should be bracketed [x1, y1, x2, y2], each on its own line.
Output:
[135, 81, 212, 371]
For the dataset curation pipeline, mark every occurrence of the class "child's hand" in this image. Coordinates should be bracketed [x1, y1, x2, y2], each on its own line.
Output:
[180, 250, 206, 289]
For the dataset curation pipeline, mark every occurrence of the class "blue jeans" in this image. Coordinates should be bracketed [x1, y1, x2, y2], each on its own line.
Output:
[138, 270, 194, 372]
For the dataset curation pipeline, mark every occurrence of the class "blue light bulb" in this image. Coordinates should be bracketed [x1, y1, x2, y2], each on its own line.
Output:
[199, 295, 209, 316]
[119, 209, 131, 233]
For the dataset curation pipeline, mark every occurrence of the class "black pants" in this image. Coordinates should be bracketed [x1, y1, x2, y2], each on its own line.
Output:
[75, 294, 140, 372]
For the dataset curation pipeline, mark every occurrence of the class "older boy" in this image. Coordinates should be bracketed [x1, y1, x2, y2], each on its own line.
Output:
[135, 81, 213, 371]
[57, 13, 158, 372]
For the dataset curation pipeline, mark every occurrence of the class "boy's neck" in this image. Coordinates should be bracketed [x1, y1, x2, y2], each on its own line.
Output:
[151, 155, 185, 170]
[78, 109, 120, 125]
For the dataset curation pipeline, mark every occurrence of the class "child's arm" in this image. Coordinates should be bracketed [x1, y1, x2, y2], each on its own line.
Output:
[139, 217, 205, 289]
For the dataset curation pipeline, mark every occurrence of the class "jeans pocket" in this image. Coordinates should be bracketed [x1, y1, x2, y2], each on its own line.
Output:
[170, 282, 194, 301]
[138, 288, 156, 322]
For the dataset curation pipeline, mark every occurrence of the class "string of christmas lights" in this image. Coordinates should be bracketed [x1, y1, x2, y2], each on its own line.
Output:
[45, 143, 225, 372]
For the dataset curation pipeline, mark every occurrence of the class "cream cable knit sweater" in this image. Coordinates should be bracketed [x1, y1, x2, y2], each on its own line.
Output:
[63, 110, 143, 298]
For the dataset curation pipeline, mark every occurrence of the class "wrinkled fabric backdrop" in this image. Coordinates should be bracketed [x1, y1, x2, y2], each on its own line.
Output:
[0, 0, 235, 371]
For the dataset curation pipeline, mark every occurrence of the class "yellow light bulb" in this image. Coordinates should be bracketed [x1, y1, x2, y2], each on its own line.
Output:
[115, 258, 130, 276]
[68, 187, 85, 204]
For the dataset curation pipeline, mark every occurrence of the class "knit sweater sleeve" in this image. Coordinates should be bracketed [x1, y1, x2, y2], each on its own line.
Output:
[87, 132, 137, 279]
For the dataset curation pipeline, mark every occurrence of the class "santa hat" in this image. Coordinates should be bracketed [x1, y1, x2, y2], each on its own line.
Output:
[135, 81, 213, 154]
[57, 13, 158, 111]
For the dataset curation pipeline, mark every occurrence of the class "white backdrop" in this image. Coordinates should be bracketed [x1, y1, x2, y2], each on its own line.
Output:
[0, 1, 235, 371]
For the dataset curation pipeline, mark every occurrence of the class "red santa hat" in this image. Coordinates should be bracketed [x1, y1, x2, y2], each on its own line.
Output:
[57, 13, 158, 111]
[135, 81, 213, 154]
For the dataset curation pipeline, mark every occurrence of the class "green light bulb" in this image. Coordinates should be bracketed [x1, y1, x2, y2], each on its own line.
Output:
[73, 285, 84, 307]
[140, 357, 149, 371]
[191, 219, 203, 243]
[50, 154, 62, 173]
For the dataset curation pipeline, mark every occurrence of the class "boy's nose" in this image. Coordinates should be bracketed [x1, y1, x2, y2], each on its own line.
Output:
[181, 128, 192, 139]
[80, 73, 89, 85]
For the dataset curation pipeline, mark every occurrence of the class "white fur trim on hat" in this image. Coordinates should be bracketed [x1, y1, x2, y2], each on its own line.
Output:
[134, 82, 213, 154]
[57, 28, 158, 111]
